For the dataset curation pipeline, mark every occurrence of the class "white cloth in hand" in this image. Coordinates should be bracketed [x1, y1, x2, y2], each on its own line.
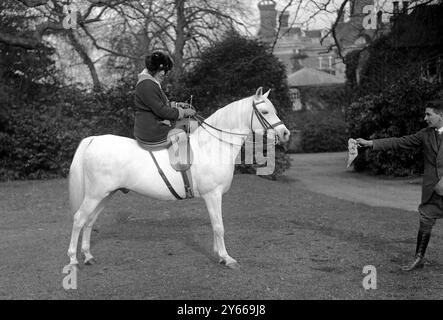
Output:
[347, 138, 358, 168]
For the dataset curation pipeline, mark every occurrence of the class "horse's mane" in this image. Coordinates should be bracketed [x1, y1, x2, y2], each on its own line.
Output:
[202, 96, 253, 131]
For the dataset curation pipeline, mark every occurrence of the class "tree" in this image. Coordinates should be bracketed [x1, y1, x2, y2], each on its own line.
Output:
[0, 0, 253, 91]
[0, 0, 57, 97]
[0, 0, 131, 91]
[267, 0, 441, 61]
[177, 32, 292, 117]
[87, 0, 254, 84]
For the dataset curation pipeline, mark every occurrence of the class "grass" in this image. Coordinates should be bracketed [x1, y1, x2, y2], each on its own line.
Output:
[0, 174, 443, 299]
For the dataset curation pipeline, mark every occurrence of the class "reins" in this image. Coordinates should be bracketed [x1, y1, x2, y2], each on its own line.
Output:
[189, 98, 283, 146]
[192, 113, 250, 137]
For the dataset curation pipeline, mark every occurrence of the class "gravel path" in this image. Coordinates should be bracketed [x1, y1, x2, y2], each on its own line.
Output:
[289, 152, 421, 212]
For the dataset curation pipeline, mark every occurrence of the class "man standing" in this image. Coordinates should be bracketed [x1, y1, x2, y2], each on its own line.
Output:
[357, 99, 443, 271]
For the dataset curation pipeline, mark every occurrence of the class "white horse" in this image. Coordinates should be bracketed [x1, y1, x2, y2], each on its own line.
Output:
[67, 87, 290, 269]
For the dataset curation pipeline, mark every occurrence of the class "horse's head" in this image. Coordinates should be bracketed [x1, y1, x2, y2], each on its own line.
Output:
[251, 87, 290, 144]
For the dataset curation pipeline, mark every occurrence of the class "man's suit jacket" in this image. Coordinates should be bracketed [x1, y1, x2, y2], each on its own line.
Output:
[373, 127, 443, 205]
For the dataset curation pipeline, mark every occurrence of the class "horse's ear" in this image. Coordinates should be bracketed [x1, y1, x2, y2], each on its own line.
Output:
[255, 87, 263, 98]
[263, 89, 271, 99]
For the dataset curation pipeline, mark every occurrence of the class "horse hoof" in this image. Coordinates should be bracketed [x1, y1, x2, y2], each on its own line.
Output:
[226, 262, 240, 270]
[219, 260, 240, 270]
[67, 263, 80, 272]
[85, 258, 97, 266]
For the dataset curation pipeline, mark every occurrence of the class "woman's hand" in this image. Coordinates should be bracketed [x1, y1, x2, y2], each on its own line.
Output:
[183, 108, 196, 117]
[171, 101, 190, 109]
[177, 102, 191, 109]
[356, 138, 373, 148]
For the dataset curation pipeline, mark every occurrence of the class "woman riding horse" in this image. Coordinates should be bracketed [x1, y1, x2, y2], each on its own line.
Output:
[66, 86, 290, 269]
[134, 51, 196, 145]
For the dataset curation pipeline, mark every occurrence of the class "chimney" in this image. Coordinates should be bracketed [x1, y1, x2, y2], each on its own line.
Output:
[258, 0, 277, 40]
[393, 1, 399, 15]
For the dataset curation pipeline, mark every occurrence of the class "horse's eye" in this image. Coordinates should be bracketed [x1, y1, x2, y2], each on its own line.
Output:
[262, 111, 269, 115]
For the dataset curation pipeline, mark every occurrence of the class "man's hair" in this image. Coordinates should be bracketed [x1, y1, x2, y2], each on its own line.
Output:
[427, 99, 443, 114]
[145, 51, 173, 75]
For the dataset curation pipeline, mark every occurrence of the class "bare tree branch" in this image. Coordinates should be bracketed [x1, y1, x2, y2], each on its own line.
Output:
[80, 23, 140, 60]
[0, 30, 41, 49]
[16, 0, 49, 7]
[331, 0, 350, 60]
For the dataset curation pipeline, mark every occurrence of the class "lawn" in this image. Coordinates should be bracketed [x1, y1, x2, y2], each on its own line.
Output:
[1, 173, 442, 299]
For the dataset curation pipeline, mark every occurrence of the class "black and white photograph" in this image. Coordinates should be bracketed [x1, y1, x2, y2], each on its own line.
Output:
[0, 0, 442, 304]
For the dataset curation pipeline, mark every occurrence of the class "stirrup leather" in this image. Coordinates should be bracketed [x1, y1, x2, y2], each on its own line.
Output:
[146, 149, 194, 200]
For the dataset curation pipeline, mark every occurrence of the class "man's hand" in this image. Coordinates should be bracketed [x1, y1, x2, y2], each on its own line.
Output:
[356, 138, 373, 148]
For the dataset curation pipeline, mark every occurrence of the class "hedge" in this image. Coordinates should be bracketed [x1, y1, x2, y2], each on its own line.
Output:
[0, 85, 134, 180]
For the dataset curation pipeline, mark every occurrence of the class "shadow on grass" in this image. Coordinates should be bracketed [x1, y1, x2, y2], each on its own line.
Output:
[91, 216, 216, 263]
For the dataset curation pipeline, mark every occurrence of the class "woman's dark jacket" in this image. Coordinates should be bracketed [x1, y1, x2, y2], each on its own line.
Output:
[133, 71, 183, 143]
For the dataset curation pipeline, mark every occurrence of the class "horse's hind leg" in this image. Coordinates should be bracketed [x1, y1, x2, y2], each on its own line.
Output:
[82, 194, 112, 265]
[67, 196, 102, 266]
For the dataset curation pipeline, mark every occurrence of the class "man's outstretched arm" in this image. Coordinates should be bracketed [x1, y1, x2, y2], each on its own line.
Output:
[356, 129, 425, 151]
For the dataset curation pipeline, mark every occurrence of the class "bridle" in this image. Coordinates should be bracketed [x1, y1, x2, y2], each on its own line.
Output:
[250, 100, 284, 133]
[191, 98, 284, 146]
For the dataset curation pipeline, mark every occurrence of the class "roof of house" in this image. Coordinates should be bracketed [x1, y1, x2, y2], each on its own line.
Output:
[288, 67, 345, 87]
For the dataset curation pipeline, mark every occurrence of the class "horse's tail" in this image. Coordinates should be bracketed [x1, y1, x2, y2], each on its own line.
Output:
[69, 137, 94, 215]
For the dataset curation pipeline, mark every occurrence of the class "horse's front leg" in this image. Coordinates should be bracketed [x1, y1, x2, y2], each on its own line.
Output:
[203, 190, 239, 269]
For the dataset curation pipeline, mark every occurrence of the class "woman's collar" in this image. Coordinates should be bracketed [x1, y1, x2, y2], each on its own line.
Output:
[140, 69, 161, 87]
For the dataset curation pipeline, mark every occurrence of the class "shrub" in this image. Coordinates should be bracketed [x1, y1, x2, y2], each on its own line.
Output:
[284, 110, 348, 153]
[235, 141, 291, 180]
[176, 32, 292, 118]
[346, 80, 441, 176]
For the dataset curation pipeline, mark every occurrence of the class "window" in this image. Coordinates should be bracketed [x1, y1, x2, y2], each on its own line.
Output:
[290, 88, 302, 111]
[420, 56, 442, 84]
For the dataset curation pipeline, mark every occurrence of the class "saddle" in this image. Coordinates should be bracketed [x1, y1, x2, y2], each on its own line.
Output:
[136, 118, 198, 200]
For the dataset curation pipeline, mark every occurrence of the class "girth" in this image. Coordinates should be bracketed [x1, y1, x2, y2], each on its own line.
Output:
[147, 149, 193, 200]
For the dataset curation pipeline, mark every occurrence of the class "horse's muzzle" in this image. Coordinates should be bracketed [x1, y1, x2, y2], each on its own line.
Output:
[277, 128, 290, 144]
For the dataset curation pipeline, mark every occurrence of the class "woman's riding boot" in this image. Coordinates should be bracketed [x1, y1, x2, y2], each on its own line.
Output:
[401, 230, 431, 271]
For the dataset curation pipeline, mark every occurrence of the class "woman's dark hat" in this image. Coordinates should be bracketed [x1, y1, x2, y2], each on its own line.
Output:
[146, 51, 173, 73]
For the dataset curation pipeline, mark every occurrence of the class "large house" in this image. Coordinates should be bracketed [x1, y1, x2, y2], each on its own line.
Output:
[256, 0, 402, 110]
[257, 0, 348, 78]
